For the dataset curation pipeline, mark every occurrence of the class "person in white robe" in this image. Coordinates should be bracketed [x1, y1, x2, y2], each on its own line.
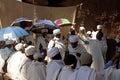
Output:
[68, 35, 87, 68]
[0, 39, 15, 74]
[27, 52, 46, 80]
[46, 47, 64, 80]
[47, 29, 66, 60]
[78, 27, 90, 52]
[19, 45, 36, 80]
[7, 43, 25, 80]
[68, 52, 103, 80]
[92, 25, 108, 60]
[52, 54, 77, 80]
[88, 39, 105, 75]
[96, 31, 107, 63]
[37, 29, 50, 56]
[104, 51, 120, 80]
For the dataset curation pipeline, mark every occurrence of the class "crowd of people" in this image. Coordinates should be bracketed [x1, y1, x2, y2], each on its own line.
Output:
[0, 24, 120, 80]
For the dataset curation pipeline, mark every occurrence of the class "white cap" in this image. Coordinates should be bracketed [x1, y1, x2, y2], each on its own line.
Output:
[41, 28, 48, 33]
[47, 47, 59, 58]
[97, 25, 103, 29]
[53, 29, 61, 35]
[79, 26, 85, 31]
[25, 45, 36, 56]
[33, 52, 42, 60]
[5, 39, 14, 45]
[86, 31, 92, 35]
[69, 35, 79, 42]
[15, 43, 24, 51]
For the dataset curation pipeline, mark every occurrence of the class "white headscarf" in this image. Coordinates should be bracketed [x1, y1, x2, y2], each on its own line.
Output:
[15, 43, 24, 51]
[53, 29, 61, 35]
[47, 47, 59, 58]
[25, 45, 36, 56]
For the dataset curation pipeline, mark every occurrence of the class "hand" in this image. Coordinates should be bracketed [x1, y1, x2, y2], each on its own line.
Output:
[76, 53, 81, 57]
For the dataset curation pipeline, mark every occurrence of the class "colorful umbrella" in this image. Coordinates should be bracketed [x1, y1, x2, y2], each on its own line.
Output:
[0, 26, 29, 40]
[54, 18, 72, 26]
[31, 20, 59, 34]
[11, 18, 33, 29]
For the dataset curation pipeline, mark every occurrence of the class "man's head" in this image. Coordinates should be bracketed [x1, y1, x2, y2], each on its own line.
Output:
[25, 45, 36, 60]
[64, 54, 77, 69]
[79, 26, 86, 34]
[97, 25, 103, 32]
[5, 39, 14, 48]
[41, 28, 48, 34]
[96, 31, 103, 40]
[79, 52, 92, 66]
[47, 47, 61, 60]
[53, 29, 61, 38]
[15, 43, 24, 53]
[86, 31, 92, 37]
[69, 35, 79, 48]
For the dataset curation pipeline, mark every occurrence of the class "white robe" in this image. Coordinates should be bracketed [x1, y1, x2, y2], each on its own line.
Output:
[68, 43, 87, 68]
[89, 40, 104, 75]
[46, 60, 64, 80]
[0, 47, 13, 73]
[7, 51, 25, 80]
[52, 66, 74, 80]
[97, 39, 107, 63]
[19, 55, 32, 80]
[104, 66, 120, 80]
[68, 66, 103, 80]
[27, 61, 46, 80]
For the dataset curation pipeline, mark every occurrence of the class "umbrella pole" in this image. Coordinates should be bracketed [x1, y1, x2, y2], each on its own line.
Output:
[33, 0, 38, 24]
[0, 19, 3, 29]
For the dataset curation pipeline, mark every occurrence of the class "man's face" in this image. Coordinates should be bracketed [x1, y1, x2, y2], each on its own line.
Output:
[56, 34, 61, 38]
[71, 41, 78, 48]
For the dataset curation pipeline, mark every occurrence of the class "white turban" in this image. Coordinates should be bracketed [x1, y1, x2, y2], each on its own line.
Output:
[15, 43, 24, 51]
[53, 29, 61, 35]
[79, 26, 85, 31]
[25, 45, 36, 56]
[33, 52, 42, 60]
[97, 25, 103, 29]
[5, 39, 14, 45]
[47, 47, 59, 58]
[87, 31, 91, 35]
[69, 35, 79, 42]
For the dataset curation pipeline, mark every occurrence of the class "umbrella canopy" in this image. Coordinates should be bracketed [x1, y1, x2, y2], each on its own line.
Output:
[31, 20, 59, 34]
[11, 18, 33, 29]
[0, 26, 29, 40]
[54, 18, 73, 27]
